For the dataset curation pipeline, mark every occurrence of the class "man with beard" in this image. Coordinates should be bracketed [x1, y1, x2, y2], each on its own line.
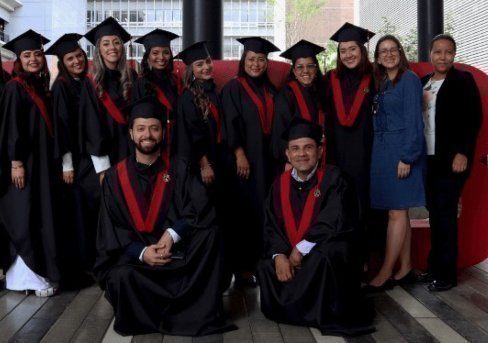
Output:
[257, 117, 375, 336]
[94, 96, 234, 336]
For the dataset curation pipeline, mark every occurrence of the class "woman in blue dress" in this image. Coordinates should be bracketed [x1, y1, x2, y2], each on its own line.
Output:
[365, 35, 425, 291]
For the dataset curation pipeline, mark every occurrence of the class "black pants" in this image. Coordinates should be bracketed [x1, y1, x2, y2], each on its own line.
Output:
[426, 157, 466, 283]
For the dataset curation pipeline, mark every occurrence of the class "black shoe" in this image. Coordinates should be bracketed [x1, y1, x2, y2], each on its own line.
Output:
[427, 280, 456, 292]
[393, 269, 417, 286]
[234, 273, 258, 288]
[362, 278, 396, 293]
[416, 272, 434, 283]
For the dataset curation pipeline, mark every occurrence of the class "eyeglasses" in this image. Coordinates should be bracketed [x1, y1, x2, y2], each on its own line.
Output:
[378, 47, 401, 56]
[294, 63, 317, 72]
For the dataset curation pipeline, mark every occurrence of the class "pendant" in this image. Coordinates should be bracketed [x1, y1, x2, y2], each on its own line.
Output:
[314, 189, 321, 198]
[163, 174, 171, 183]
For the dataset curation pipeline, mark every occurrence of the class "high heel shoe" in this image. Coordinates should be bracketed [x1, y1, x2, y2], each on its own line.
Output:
[393, 269, 417, 286]
[362, 278, 396, 293]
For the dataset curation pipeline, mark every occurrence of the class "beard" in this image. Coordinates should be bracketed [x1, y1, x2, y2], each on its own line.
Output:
[133, 139, 161, 155]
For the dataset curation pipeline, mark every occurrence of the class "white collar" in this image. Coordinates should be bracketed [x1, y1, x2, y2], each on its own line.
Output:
[291, 163, 318, 182]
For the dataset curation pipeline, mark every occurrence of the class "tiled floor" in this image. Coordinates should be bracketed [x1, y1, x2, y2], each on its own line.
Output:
[2, 261, 488, 342]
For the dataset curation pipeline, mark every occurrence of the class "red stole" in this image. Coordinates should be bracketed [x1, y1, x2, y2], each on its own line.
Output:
[208, 102, 222, 143]
[330, 70, 371, 127]
[288, 80, 326, 165]
[237, 77, 274, 135]
[151, 83, 174, 167]
[279, 169, 324, 247]
[117, 159, 171, 233]
[12, 77, 53, 137]
[288, 80, 325, 126]
[87, 75, 127, 125]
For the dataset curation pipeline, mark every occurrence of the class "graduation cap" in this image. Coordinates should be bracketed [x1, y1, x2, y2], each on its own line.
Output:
[330, 22, 375, 44]
[134, 29, 179, 51]
[280, 39, 324, 61]
[236, 37, 280, 55]
[84, 16, 131, 45]
[3, 29, 50, 56]
[174, 41, 210, 65]
[45, 33, 83, 57]
[128, 96, 167, 127]
[282, 117, 322, 145]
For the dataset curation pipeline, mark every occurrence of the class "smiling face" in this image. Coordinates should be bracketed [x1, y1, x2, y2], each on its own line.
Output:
[148, 46, 172, 71]
[62, 48, 86, 77]
[376, 39, 401, 72]
[129, 117, 163, 155]
[339, 41, 362, 70]
[19, 50, 44, 73]
[285, 137, 322, 177]
[430, 38, 456, 76]
[244, 51, 267, 78]
[99, 35, 123, 69]
[292, 57, 318, 87]
[191, 57, 213, 81]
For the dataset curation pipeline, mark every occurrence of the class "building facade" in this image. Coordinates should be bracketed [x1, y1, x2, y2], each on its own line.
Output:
[357, 0, 488, 73]
[86, 0, 279, 60]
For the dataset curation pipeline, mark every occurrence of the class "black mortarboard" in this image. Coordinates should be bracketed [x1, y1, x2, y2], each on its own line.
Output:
[84, 16, 131, 45]
[236, 37, 280, 55]
[3, 29, 50, 56]
[330, 22, 375, 44]
[282, 117, 322, 145]
[280, 39, 324, 61]
[174, 41, 210, 65]
[45, 33, 83, 57]
[134, 29, 179, 51]
[128, 96, 167, 127]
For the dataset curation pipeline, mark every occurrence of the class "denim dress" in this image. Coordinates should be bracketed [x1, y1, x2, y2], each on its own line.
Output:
[370, 70, 426, 209]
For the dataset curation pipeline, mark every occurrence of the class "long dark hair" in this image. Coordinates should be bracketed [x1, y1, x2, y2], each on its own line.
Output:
[12, 53, 50, 95]
[140, 47, 177, 92]
[373, 34, 410, 90]
[336, 41, 372, 77]
[56, 47, 88, 82]
[183, 63, 211, 119]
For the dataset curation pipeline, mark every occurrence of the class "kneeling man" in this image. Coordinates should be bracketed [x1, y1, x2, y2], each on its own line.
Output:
[94, 97, 234, 336]
[257, 118, 375, 336]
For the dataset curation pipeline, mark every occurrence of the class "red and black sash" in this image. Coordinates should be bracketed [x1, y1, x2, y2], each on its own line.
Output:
[237, 77, 274, 135]
[288, 80, 326, 165]
[12, 77, 53, 137]
[288, 80, 325, 126]
[87, 74, 127, 125]
[279, 169, 324, 247]
[330, 70, 371, 127]
[117, 159, 172, 233]
[209, 102, 222, 143]
[151, 83, 174, 167]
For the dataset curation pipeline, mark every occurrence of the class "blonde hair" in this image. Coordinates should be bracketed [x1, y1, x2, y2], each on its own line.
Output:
[92, 36, 133, 101]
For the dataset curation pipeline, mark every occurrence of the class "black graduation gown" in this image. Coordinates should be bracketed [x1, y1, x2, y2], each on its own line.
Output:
[174, 79, 222, 170]
[324, 70, 387, 255]
[271, 81, 325, 171]
[133, 70, 179, 157]
[324, 69, 374, 208]
[220, 75, 276, 272]
[52, 75, 100, 277]
[94, 156, 234, 336]
[78, 69, 137, 165]
[0, 76, 60, 281]
[256, 165, 375, 336]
